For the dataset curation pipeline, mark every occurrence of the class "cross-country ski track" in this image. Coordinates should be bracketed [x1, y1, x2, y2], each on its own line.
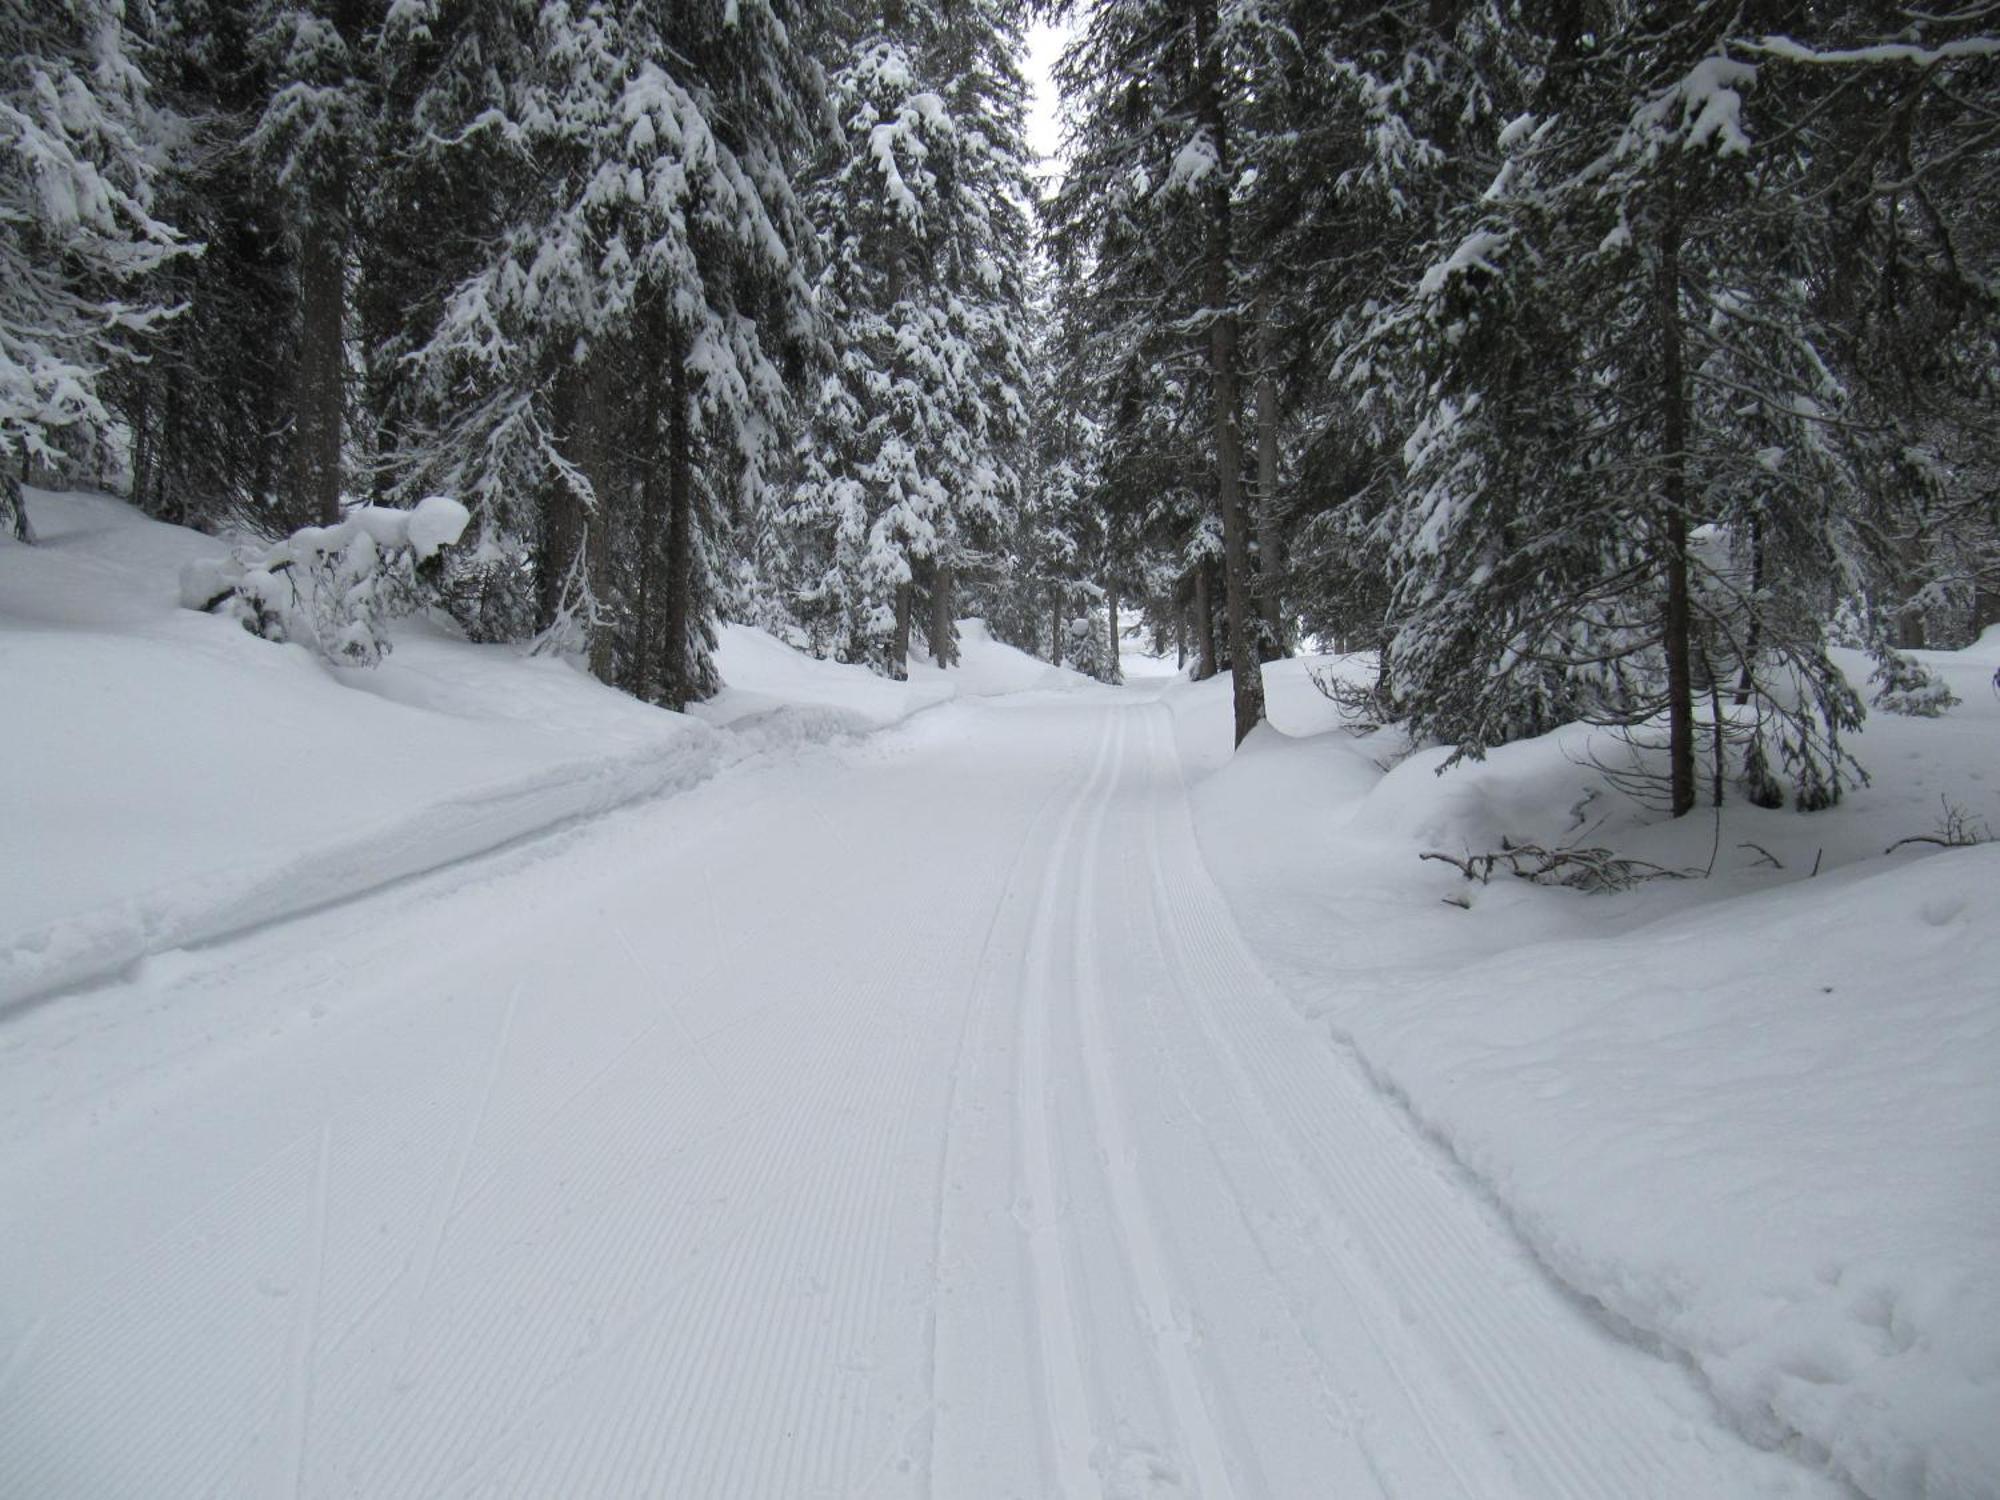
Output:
[0, 690, 1842, 1498]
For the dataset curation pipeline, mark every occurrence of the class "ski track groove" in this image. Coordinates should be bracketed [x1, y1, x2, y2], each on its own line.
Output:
[1137, 702, 1786, 1499]
[1069, 709, 1239, 1500]
[1014, 712, 1122, 1498]
[1129, 708, 1492, 1498]
[918, 724, 1098, 1498]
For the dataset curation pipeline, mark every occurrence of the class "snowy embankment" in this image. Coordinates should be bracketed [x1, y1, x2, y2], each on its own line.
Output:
[1, 491, 1078, 1013]
[1170, 646, 2000, 1500]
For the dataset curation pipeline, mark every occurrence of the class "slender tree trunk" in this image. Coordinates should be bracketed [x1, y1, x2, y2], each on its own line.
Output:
[1050, 585, 1064, 665]
[662, 326, 696, 709]
[1733, 512, 1765, 705]
[576, 349, 616, 683]
[1195, 0, 1265, 746]
[1108, 586, 1120, 682]
[4, 439, 29, 543]
[632, 355, 665, 700]
[293, 216, 346, 527]
[128, 382, 154, 516]
[931, 561, 955, 667]
[1254, 300, 1286, 658]
[1175, 603, 1187, 670]
[891, 580, 913, 680]
[537, 363, 585, 637]
[159, 377, 185, 522]
[1193, 562, 1216, 681]
[1657, 208, 1696, 817]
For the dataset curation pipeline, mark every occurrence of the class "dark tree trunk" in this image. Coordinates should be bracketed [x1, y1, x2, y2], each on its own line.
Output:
[128, 382, 154, 516]
[1657, 208, 1697, 818]
[1108, 586, 1120, 681]
[580, 352, 616, 684]
[1175, 604, 1187, 670]
[890, 580, 913, 680]
[293, 217, 346, 527]
[1050, 585, 1064, 665]
[537, 363, 586, 637]
[1195, 0, 1265, 746]
[4, 440, 29, 543]
[1254, 300, 1286, 658]
[1734, 513, 1765, 706]
[631, 356, 665, 700]
[1193, 562, 1216, 681]
[160, 378, 186, 523]
[931, 561, 955, 667]
[661, 327, 697, 709]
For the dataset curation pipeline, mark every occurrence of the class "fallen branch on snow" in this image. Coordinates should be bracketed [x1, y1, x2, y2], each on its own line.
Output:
[1421, 838, 1696, 894]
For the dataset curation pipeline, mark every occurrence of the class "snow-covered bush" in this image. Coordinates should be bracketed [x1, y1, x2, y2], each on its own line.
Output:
[180, 496, 470, 665]
[1870, 647, 1960, 717]
[1065, 612, 1119, 683]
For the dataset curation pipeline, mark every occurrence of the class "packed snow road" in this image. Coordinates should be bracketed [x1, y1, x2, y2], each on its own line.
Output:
[0, 692, 1836, 1498]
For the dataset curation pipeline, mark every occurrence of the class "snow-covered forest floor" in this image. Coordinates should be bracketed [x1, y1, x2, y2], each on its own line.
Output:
[3, 492, 1994, 1498]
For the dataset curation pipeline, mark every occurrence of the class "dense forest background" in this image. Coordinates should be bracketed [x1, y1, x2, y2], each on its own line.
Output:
[5, 0, 1996, 815]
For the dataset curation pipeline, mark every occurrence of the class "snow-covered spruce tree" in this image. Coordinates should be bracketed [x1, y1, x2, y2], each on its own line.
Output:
[1049, 0, 1300, 744]
[109, 0, 298, 535]
[979, 258, 1107, 664]
[244, 0, 377, 531]
[395, 0, 820, 708]
[1, 0, 187, 540]
[1747, 19, 2000, 653]
[1245, 2, 1516, 663]
[1350, 5, 1893, 815]
[780, 0, 1033, 680]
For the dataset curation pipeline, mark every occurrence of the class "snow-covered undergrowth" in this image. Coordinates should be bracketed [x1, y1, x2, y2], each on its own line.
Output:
[1, 490, 1079, 1012]
[1174, 644, 2000, 1500]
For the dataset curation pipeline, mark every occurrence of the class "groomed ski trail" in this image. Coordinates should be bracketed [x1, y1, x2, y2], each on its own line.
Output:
[0, 696, 1844, 1498]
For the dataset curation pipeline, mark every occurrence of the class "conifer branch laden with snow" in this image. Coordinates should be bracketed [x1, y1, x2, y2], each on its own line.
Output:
[179, 496, 470, 666]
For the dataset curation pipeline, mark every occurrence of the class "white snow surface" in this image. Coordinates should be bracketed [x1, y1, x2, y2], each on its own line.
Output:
[1177, 650, 2000, 1500]
[0, 491, 1077, 1012]
[2, 492, 1993, 1499]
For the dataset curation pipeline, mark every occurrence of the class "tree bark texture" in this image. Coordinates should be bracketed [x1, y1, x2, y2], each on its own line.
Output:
[931, 561, 956, 667]
[293, 215, 346, 527]
[891, 579, 913, 679]
[1195, 0, 1265, 746]
[1193, 561, 1216, 681]
[537, 362, 586, 637]
[662, 326, 696, 709]
[1254, 301, 1286, 658]
[631, 346, 666, 701]
[1656, 208, 1697, 817]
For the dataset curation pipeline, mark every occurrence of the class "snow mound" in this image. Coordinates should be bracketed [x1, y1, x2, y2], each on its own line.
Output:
[928, 618, 1090, 698]
[1358, 847, 2000, 1500]
[1174, 643, 2000, 1500]
[0, 494, 1061, 1012]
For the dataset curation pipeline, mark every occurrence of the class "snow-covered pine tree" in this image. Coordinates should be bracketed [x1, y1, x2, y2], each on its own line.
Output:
[781, 0, 1033, 680]
[1242, 2, 1509, 662]
[395, 0, 821, 707]
[1, 0, 187, 540]
[1748, 18, 2000, 652]
[1349, 4, 1899, 814]
[109, 0, 328, 537]
[245, 0, 376, 530]
[1049, 0, 1304, 743]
